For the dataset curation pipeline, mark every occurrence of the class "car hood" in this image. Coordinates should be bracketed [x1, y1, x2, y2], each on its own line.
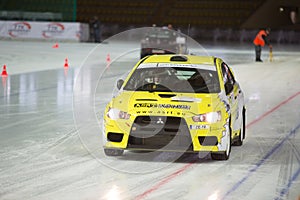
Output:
[111, 91, 222, 117]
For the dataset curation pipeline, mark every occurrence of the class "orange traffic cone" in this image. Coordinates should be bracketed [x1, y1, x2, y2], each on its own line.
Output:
[52, 43, 59, 48]
[64, 58, 69, 68]
[1, 65, 8, 77]
[106, 54, 111, 68]
[106, 54, 111, 63]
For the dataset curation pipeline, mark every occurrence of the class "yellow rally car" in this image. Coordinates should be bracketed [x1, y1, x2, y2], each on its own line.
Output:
[103, 55, 246, 160]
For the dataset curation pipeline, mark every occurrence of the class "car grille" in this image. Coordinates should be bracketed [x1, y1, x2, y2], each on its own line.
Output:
[128, 116, 193, 151]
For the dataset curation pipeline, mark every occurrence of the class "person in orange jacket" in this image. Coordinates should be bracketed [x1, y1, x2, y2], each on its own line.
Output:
[253, 28, 272, 62]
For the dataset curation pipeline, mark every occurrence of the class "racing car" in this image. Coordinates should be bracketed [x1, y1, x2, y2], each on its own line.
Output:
[140, 27, 188, 58]
[103, 54, 246, 160]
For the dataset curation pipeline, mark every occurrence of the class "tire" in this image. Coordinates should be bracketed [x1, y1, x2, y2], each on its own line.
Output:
[211, 120, 232, 161]
[104, 148, 124, 156]
[233, 107, 246, 146]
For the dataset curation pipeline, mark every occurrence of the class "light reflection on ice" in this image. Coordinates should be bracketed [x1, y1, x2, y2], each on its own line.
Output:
[208, 190, 219, 200]
[104, 185, 122, 200]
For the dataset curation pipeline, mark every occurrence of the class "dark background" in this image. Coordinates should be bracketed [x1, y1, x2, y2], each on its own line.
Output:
[1, 0, 299, 42]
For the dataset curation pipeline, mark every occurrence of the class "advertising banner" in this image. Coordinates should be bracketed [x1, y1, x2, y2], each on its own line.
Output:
[0, 20, 89, 42]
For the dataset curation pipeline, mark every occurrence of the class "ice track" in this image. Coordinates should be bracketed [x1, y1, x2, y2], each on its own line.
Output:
[0, 40, 300, 200]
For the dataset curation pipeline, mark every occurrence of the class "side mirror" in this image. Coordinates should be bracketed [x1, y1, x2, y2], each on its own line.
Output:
[117, 79, 124, 90]
[225, 82, 233, 95]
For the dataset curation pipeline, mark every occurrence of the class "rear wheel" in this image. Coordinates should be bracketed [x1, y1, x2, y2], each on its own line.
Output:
[104, 148, 124, 156]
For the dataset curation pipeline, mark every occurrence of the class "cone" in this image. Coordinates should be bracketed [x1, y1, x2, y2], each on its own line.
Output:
[1, 65, 8, 77]
[64, 58, 69, 68]
[106, 54, 111, 63]
[52, 43, 59, 48]
[106, 54, 111, 69]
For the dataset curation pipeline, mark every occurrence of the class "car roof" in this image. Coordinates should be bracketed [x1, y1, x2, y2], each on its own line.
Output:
[137, 55, 218, 71]
[142, 54, 216, 65]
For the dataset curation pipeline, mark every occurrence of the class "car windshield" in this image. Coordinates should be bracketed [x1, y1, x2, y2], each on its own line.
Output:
[123, 66, 220, 93]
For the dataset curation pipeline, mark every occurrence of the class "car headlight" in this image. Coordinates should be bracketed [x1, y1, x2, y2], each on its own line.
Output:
[107, 107, 130, 120]
[192, 111, 221, 123]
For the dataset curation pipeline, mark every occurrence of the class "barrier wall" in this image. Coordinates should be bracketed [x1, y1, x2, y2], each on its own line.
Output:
[0, 20, 89, 42]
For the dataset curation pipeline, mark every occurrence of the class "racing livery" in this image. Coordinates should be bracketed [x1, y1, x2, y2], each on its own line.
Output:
[103, 55, 246, 160]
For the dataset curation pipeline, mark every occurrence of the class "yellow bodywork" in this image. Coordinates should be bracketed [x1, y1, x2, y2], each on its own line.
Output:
[103, 54, 244, 153]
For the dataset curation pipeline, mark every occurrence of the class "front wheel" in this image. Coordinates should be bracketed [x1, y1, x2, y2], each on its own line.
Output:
[211, 121, 232, 160]
[233, 107, 246, 146]
[211, 138, 231, 160]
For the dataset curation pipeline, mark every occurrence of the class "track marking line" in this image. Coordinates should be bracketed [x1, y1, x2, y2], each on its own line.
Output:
[135, 162, 195, 200]
[246, 91, 300, 129]
[274, 166, 300, 200]
[135, 91, 300, 200]
[223, 123, 300, 200]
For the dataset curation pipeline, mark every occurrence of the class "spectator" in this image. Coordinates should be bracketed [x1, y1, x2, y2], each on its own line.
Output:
[253, 28, 272, 62]
[91, 16, 101, 43]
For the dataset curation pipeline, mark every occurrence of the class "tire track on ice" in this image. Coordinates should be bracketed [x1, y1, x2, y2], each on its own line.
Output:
[275, 137, 300, 200]
[0, 127, 79, 176]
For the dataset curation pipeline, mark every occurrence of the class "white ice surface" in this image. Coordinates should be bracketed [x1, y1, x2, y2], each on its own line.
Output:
[0, 39, 300, 200]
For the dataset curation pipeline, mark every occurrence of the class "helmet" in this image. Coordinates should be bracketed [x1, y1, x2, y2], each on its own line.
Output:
[154, 68, 170, 84]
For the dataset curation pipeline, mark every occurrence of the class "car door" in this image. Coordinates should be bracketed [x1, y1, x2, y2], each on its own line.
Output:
[221, 62, 240, 131]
